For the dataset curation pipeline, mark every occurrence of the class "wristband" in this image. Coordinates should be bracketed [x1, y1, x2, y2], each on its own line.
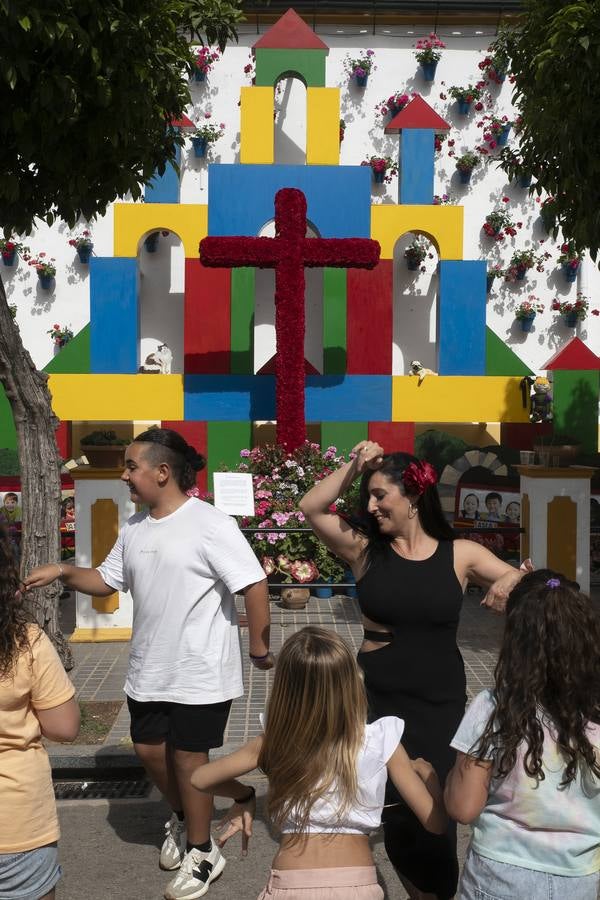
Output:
[55, 563, 64, 579]
[234, 786, 256, 804]
[249, 651, 270, 661]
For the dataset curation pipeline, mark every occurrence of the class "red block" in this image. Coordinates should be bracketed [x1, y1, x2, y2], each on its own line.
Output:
[368, 422, 415, 454]
[347, 261, 393, 374]
[500, 422, 552, 450]
[55, 421, 71, 461]
[161, 420, 208, 494]
[184, 260, 231, 374]
[543, 337, 600, 370]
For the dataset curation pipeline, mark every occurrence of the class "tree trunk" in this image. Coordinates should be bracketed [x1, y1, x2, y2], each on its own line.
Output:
[0, 275, 73, 669]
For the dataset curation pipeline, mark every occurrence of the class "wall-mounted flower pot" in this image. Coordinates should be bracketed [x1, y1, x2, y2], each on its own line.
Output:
[519, 315, 535, 333]
[193, 69, 206, 82]
[373, 169, 385, 184]
[458, 169, 473, 184]
[563, 312, 579, 328]
[2, 250, 16, 266]
[486, 274, 494, 293]
[491, 68, 507, 83]
[80, 444, 127, 468]
[38, 273, 54, 290]
[76, 245, 93, 264]
[517, 173, 532, 188]
[420, 60, 438, 81]
[562, 264, 578, 283]
[280, 587, 310, 609]
[497, 124, 511, 146]
[144, 233, 159, 252]
[313, 581, 333, 599]
[191, 136, 208, 158]
[515, 268, 527, 281]
[355, 73, 368, 87]
[406, 257, 420, 271]
[457, 99, 471, 114]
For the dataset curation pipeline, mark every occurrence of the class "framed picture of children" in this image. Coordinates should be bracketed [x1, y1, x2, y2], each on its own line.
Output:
[455, 485, 521, 526]
[0, 491, 22, 525]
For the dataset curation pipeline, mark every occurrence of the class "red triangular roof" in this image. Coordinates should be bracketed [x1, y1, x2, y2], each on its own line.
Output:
[169, 114, 195, 130]
[253, 9, 328, 51]
[543, 337, 600, 370]
[385, 95, 450, 133]
[257, 354, 319, 375]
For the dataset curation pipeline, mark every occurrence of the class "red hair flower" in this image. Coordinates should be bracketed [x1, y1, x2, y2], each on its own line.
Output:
[402, 461, 437, 495]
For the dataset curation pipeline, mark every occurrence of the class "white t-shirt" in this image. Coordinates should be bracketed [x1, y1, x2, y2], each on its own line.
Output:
[97, 497, 266, 704]
[451, 689, 600, 877]
[281, 716, 404, 835]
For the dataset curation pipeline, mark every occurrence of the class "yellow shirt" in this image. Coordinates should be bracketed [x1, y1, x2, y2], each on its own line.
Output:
[0, 626, 75, 852]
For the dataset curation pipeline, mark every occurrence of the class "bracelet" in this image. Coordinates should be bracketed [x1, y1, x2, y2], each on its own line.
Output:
[249, 651, 270, 661]
[55, 563, 64, 580]
[234, 786, 256, 804]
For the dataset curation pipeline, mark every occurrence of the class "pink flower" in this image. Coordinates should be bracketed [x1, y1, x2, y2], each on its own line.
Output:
[290, 560, 318, 583]
[262, 556, 276, 575]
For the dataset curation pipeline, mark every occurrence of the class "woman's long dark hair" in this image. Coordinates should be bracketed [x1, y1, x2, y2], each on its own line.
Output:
[0, 525, 33, 679]
[349, 453, 454, 568]
[133, 428, 206, 492]
[472, 569, 600, 786]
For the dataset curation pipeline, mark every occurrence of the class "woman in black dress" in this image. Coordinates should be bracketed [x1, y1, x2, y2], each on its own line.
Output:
[299, 441, 526, 900]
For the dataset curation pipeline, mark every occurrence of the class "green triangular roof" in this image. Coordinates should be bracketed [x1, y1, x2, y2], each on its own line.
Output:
[43, 324, 90, 374]
[486, 327, 533, 376]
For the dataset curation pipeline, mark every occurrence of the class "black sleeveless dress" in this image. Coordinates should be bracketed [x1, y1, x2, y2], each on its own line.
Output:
[356, 540, 465, 899]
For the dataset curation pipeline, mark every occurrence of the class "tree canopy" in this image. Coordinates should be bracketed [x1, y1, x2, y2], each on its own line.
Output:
[503, 2, 600, 259]
[0, 0, 244, 234]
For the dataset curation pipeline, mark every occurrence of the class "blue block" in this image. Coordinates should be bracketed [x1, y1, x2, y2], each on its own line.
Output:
[305, 376, 391, 421]
[185, 375, 276, 420]
[437, 261, 487, 374]
[208, 165, 372, 237]
[399, 130, 434, 205]
[90, 258, 138, 373]
[144, 145, 181, 204]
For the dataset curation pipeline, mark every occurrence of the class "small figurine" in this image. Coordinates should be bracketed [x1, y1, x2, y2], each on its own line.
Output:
[521, 375, 553, 423]
[409, 360, 438, 385]
[139, 342, 173, 374]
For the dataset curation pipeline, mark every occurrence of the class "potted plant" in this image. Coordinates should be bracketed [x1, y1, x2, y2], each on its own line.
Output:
[404, 237, 429, 271]
[375, 92, 411, 118]
[414, 33, 446, 81]
[478, 30, 511, 84]
[455, 151, 480, 184]
[486, 263, 505, 293]
[515, 296, 544, 332]
[343, 49, 376, 87]
[434, 132, 448, 153]
[505, 248, 549, 282]
[80, 430, 129, 468]
[68, 229, 94, 264]
[447, 84, 484, 115]
[47, 323, 73, 348]
[432, 193, 455, 205]
[361, 155, 398, 185]
[28, 253, 56, 289]
[339, 119, 346, 144]
[482, 207, 520, 241]
[551, 293, 598, 328]
[0, 237, 29, 267]
[557, 242, 583, 283]
[538, 195, 559, 234]
[189, 115, 225, 157]
[479, 114, 512, 149]
[498, 147, 533, 188]
[191, 45, 220, 82]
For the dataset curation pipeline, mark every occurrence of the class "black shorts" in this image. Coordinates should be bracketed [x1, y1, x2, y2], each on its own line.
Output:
[127, 696, 232, 753]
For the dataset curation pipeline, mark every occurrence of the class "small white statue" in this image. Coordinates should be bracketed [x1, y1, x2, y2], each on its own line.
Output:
[409, 360, 438, 385]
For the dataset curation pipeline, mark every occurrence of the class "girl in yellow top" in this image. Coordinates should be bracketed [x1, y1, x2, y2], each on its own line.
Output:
[0, 526, 80, 900]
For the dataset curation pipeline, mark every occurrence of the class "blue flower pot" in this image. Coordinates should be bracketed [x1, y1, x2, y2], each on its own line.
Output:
[420, 60, 438, 81]
[562, 264, 578, 283]
[191, 136, 208, 158]
[492, 68, 507, 83]
[515, 268, 527, 281]
[520, 315, 535, 333]
[76, 245, 93, 264]
[193, 69, 206, 82]
[564, 312, 578, 328]
[458, 169, 473, 184]
[373, 169, 385, 184]
[38, 273, 53, 290]
[517, 173, 532, 188]
[486, 274, 494, 294]
[457, 99, 471, 115]
[497, 124, 511, 146]
[144, 234, 159, 252]
[314, 582, 333, 599]
[355, 73, 368, 87]
[344, 570, 357, 599]
[2, 250, 16, 266]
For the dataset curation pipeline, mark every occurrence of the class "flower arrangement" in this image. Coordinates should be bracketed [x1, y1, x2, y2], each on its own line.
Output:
[414, 33, 446, 64]
[504, 247, 550, 281]
[498, 147, 533, 186]
[515, 296, 544, 320]
[486, 264, 505, 290]
[68, 229, 93, 250]
[482, 205, 521, 240]
[479, 30, 511, 84]
[455, 151, 480, 173]
[478, 114, 512, 150]
[435, 132, 449, 153]
[192, 45, 220, 76]
[552, 293, 598, 323]
[404, 237, 429, 267]
[557, 242, 583, 270]
[361, 155, 398, 184]
[432, 193, 455, 205]
[47, 323, 73, 345]
[28, 253, 56, 278]
[191, 113, 225, 143]
[538, 195, 559, 233]
[375, 92, 411, 118]
[0, 237, 30, 263]
[339, 119, 346, 143]
[446, 83, 484, 107]
[343, 49, 376, 81]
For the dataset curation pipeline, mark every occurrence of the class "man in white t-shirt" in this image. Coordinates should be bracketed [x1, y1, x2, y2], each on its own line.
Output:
[25, 428, 273, 900]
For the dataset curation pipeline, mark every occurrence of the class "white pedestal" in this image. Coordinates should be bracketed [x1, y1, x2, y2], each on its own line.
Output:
[517, 466, 595, 594]
[70, 467, 135, 641]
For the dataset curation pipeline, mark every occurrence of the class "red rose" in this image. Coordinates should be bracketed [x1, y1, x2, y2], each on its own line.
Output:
[402, 461, 437, 496]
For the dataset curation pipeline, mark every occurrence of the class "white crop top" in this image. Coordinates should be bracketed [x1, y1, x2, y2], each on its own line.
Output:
[280, 716, 404, 835]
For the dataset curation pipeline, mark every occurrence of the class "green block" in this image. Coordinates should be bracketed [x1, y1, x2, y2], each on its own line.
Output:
[255, 49, 326, 88]
[207, 421, 253, 488]
[0, 385, 16, 450]
[323, 268, 346, 375]
[231, 269, 254, 374]
[43, 324, 91, 374]
[553, 370, 599, 453]
[320, 422, 367, 456]
[486, 327, 532, 376]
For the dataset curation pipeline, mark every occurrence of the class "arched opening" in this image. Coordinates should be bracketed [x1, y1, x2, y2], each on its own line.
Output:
[137, 230, 185, 374]
[274, 74, 307, 166]
[392, 230, 440, 375]
[254, 218, 323, 375]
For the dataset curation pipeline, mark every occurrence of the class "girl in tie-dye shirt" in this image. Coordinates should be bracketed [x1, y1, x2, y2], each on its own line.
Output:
[445, 569, 600, 900]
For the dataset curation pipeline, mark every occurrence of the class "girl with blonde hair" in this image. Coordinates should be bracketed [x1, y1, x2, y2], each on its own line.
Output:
[191, 626, 447, 899]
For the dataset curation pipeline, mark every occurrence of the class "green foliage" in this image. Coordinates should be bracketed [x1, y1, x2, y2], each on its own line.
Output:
[0, 448, 20, 474]
[80, 429, 127, 445]
[0, 0, 243, 234]
[414, 429, 470, 474]
[503, 2, 600, 260]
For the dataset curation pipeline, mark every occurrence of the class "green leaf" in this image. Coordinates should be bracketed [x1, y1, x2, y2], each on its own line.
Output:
[18, 16, 31, 31]
[579, 35, 590, 50]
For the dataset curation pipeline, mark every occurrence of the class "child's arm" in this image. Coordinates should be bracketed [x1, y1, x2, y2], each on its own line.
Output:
[191, 736, 262, 855]
[444, 751, 493, 825]
[387, 746, 448, 834]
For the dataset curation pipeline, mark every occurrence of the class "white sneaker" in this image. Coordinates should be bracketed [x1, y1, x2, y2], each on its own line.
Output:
[164, 843, 226, 899]
[159, 814, 187, 870]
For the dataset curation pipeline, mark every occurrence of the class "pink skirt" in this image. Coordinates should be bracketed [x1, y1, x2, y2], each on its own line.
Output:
[257, 866, 384, 900]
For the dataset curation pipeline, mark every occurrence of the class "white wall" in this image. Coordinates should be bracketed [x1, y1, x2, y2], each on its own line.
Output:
[4, 29, 598, 381]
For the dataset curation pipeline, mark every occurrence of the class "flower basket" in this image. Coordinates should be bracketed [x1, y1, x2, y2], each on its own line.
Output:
[189, 117, 224, 158]
[557, 243, 582, 284]
[563, 263, 579, 283]
[362, 155, 398, 186]
[505, 248, 549, 283]
[191, 46, 220, 82]
[455, 152, 479, 184]
[2, 248, 16, 266]
[68, 229, 93, 264]
[486, 265, 504, 293]
[551, 292, 597, 326]
[564, 311, 578, 328]
[447, 84, 484, 115]
[47, 322, 74, 348]
[191, 136, 208, 157]
[519, 314, 535, 332]
[344, 50, 376, 87]
[404, 237, 429, 270]
[518, 173, 532, 188]
[515, 296, 543, 332]
[0, 238, 29, 267]
[414, 33, 445, 80]
[77, 245, 93, 264]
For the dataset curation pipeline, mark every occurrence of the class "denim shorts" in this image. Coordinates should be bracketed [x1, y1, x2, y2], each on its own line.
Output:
[460, 847, 600, 900]
[0, 842, 61, 900]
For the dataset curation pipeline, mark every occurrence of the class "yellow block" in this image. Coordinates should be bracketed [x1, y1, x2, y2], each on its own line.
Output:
[371, 205, 463, 260]
[392, 377, 530, 423]
[113, 204, 207, 258]
[91, 499, 120, 614]
[307, 87, 340, 165]
[547, 496, 577, 580]
[70, 627, 132, 642]
[49, 375, 183, 421]
[240, 87, 274, 164]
